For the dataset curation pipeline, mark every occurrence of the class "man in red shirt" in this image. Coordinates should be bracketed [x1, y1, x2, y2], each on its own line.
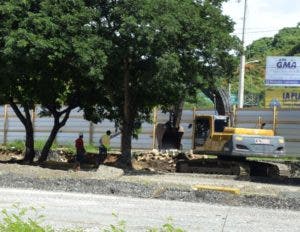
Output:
[74, 133, 85, 171]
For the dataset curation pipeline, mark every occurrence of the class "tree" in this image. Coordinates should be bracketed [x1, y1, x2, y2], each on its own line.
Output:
[0, 0, 107, 162]
[85, 0, 238, 166]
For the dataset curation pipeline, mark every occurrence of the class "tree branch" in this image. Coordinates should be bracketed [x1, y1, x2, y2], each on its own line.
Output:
[9, 98, 27, 127]
[58, 107, 72, 128]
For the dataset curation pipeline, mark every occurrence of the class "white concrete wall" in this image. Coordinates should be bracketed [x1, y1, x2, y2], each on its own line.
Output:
[0, 105, 299, 155]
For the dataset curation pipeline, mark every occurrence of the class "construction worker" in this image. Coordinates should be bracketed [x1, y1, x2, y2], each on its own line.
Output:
[74, 132, 86, 171]
[97, 130, 120, 166]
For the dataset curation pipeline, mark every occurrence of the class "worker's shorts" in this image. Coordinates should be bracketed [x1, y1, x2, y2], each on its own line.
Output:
[96, 146, 107, 165]
[99, 146, 107, 155]
[76, 149, 85, 163]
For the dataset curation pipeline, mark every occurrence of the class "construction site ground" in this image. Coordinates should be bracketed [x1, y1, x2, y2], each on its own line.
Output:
[0, 149, 299, 210]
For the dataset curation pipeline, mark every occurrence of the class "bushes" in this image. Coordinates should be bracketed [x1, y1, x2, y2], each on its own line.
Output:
[0, 207, 186, 232]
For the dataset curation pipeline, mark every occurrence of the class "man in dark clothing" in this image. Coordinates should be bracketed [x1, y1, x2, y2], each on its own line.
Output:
[74, 133, 85, 171]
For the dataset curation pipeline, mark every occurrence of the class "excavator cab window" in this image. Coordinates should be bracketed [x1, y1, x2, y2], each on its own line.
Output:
[214, 118, 228, 132]
[195, 118, 210, 146]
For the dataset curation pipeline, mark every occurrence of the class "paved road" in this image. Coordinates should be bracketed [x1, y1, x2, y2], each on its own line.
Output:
[0, 188, 299, 232]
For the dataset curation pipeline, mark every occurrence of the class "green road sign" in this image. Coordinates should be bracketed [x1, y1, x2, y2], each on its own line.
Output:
[230, 94, 238, 105]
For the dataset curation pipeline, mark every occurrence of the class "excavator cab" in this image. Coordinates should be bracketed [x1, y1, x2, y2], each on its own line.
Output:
[194, 116, 211, 147]
[194, 115, 229, 151]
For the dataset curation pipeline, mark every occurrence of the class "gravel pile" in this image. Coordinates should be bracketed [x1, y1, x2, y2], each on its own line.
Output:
[0, 163, 299, 211]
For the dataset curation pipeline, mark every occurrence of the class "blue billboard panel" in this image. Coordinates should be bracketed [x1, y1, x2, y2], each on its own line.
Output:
[265, 56, 300, 86]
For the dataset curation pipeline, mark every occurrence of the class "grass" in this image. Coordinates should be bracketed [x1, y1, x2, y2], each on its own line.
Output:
[0, 207, 186, 232]
[2, 140, 99, 154]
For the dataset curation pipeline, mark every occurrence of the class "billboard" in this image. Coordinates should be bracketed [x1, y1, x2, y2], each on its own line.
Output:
[265, 56, 300, 86]
[265, 87, 300, 108]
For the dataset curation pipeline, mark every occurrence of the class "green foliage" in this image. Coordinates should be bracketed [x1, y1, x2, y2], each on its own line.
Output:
[246, 25, 300, 60]
[0, 204, 53, 232]
[102, 213, 126, 232]
[85, 0, 238, 156]
[4, 139, 99, 154]
[0, 0, 239, 160]
[147, 218, 186, 232]
[0, 0, 109, 159]
[102, 214, 186, 232]
[60, 228, 84, 232]
[185, 90, 214, 109]
[5, 140, 25, 151]
[0, 0, 108, 107]
[229, 25, 300, 107]
[0, 207, 187, 232]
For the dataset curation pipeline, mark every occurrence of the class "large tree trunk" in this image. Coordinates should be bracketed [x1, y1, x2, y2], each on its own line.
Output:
[39, 122, 60, 162]
[119, 58, 133, 168]
[24, 123, 35, 162]
[9, 100, 35, 163]
[173, 99, 184, 128]
[38, 106, 72, 162]
[120, 120, 134, 167]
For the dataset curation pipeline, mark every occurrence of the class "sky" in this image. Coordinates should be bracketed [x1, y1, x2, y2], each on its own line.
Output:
[222, 0, 300, 46]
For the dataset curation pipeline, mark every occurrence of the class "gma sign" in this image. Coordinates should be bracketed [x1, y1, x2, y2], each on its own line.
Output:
[265, 88, 300, 108]
[265, 56, 300, 86]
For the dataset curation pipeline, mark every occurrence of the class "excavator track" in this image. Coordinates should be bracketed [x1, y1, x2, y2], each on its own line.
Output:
[248, 161, 290, 178]
[176, 158, 290, 178]
[176, 159, 250, 176]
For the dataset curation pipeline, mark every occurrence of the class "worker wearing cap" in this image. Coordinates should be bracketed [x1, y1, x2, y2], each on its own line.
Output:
[97, 130, 120, 166]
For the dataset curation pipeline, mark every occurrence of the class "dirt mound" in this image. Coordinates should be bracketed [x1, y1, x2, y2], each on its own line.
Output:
[1, 148, 299, 178]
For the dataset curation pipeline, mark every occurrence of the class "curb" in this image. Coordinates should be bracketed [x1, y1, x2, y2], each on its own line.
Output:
[192, 184, 241, 195]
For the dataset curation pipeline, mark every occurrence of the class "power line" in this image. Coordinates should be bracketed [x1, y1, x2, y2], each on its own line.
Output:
[233, 29, 280, 35]
[235, 27, 284, 30]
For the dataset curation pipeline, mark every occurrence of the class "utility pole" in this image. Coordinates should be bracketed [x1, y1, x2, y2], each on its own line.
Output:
[238, 0, 247, 108]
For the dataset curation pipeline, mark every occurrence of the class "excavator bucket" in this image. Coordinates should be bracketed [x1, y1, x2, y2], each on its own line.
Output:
[156, 123, 184, 150]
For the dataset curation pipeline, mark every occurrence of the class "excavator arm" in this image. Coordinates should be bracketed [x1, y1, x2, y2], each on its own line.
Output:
[156, 87, 231, 150]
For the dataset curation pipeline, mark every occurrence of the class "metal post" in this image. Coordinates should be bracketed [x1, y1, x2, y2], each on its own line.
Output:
[3, 105, 8, 145]
[213, 94, 217, 115]
[232, 104, 237, 127]
[191, 107, 196, 150]
[238, 0, 247, 109]
[89, 122, 94, 144]
[272, 106, 277, 135]
[257, 116, 261, 129]
[31, 106, 36, 139]
[152, 107, 157, 149]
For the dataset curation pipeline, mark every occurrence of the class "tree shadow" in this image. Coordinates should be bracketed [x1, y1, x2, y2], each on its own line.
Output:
[0, 155, 99, 171]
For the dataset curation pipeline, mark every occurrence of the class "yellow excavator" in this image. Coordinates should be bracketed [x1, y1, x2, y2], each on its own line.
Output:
[156, 88, 290, 177]
[157, 88, 289, 178]
[193, 114, 285, 157]
[176, 114, 289, 177]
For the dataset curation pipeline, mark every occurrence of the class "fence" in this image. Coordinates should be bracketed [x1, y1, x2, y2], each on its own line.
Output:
[0, 105, 299, 156]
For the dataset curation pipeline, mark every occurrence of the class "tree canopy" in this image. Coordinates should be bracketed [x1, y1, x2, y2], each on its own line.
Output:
[83, 0, 239, 165]
[0, 0, 240, 166]
[0, 0, 108, 161]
